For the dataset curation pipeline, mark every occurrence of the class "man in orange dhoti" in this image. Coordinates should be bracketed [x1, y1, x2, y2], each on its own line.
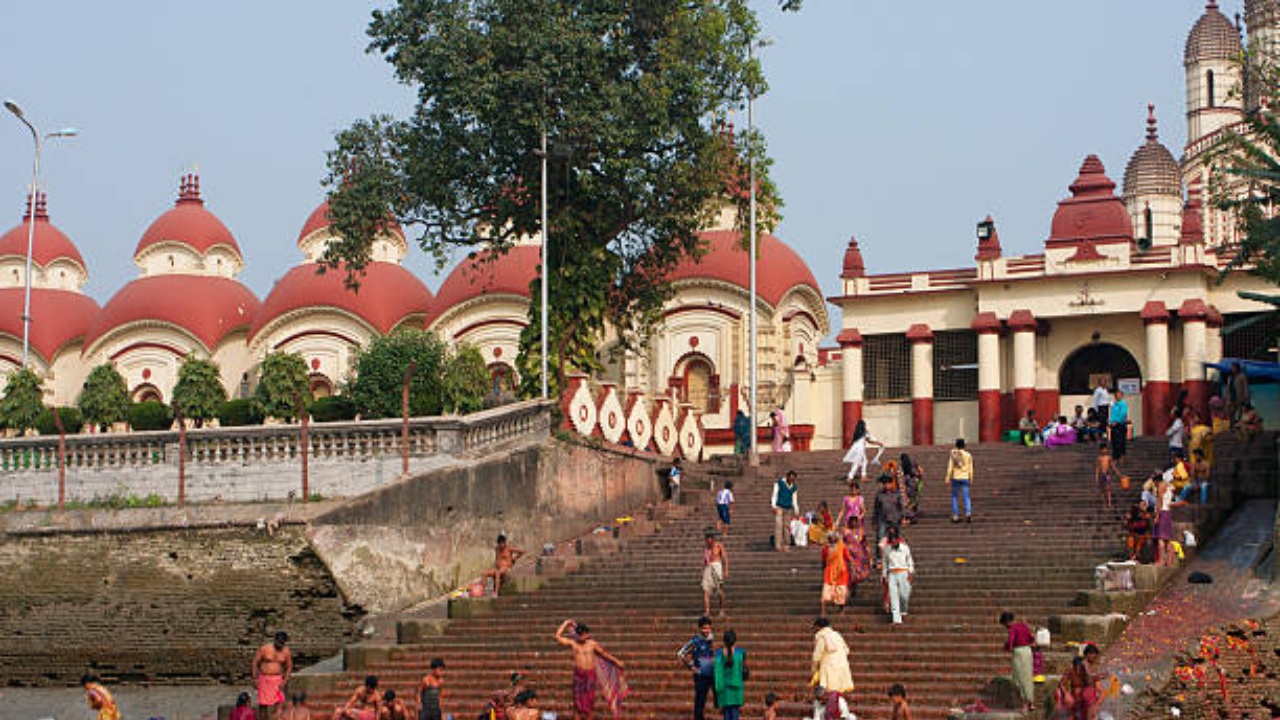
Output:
[254, 631, 294, 719]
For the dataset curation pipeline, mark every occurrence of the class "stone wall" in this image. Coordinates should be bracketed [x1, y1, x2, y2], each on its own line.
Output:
[0, 526, 363, 685]
[309, 438, 664, 614]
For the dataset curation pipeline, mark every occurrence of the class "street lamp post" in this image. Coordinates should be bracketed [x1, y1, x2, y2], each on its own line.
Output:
[540, 131, 549, 399]
[747, 40, 763, 463]
[4, 100, 77, 368]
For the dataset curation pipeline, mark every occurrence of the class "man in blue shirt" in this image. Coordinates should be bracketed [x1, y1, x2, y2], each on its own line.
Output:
[1109, 389, 1130, 465]
[677, 616, 716, 720]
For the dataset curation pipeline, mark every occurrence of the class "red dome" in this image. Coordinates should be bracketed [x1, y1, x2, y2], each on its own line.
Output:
[250, 262, 434, 341]
[0, 287, 98, 362]
[0, 193, 86, 269]
[1047, 155, 1134, 248]
[135, 175, 241, 260]
[669, 230, 820, 307]
[425, 245, 542, 326]
[85, 275, 260, 353]
[296, 200, 406, 248]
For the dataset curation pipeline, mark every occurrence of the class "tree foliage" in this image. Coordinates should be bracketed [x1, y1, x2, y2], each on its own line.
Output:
[324, 0, 796, 396]
[443, 344, 491, 414]
[309, 395, 358, 422]
[254, 352, 312, 422]
[349, 329, 447, 419]
[78, 364, 131, 430]
[216, 398, 264, 427]
[0, 369, 44, 432]
[171, 356, 227, 427]
[37, 406, 84, 436]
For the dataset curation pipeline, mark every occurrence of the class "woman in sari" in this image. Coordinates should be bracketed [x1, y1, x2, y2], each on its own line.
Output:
[1056, 656, 1099, 720]
[770, 409, 790, 452]
[809, 501, 835, 545]
[82, 675, 120, 720]
[821, 533, 851, 616]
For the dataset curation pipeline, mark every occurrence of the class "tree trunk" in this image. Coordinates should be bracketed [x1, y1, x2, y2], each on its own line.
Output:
[51, 407, 65, 511]
[402, 360, 418, 476]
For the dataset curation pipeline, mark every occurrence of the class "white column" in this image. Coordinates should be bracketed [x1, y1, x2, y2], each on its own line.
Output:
[1182, 319, 1207, 384]
[1146, 321, 1171, 384]
[841, 344, 863, 403]
[1012, 330, 1035, 391]
[911, 341, 933, 400]
[978, 332, 1000, 394]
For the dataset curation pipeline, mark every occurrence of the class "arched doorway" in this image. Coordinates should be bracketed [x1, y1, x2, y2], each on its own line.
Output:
[677, 354, 717, 414]
[488, 363, 516, 395]
[1059, 342, 1142, 394]
[309, 374, 334, 398]
[133, 384, 163, 403]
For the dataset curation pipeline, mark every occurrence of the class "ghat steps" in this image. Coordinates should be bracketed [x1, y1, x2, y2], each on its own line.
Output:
[312, 438, 1172, 720]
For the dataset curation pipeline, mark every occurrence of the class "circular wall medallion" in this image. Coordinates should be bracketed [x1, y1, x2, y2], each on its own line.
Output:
[141, 368, 151, 380]
[310, 358, 321, 371]
[494, 347, 503, 358]
[689, 336, 699, 348]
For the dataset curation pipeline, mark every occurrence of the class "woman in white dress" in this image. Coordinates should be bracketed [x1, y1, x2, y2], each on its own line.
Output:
[842, 420, 884, 481]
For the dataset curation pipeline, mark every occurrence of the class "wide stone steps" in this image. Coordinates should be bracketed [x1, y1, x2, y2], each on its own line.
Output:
[310, 438, 1173, 720]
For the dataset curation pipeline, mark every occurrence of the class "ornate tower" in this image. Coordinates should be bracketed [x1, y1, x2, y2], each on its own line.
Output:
[1122, 105, 1183, 248]
[1185, 1, 1245, 146]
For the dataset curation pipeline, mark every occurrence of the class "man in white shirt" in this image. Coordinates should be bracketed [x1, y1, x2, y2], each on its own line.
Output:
[668, 458, 682, 505]
[881, 525, 914, 625]
[771, 471, 800, 552]
[1092, 382, 1112, 426]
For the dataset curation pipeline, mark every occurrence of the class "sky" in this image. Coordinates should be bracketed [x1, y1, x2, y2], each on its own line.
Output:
[0, 1, 1234, 322]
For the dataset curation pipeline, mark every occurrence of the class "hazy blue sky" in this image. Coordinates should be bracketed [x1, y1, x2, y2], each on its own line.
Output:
[0, 1, 1230, 317]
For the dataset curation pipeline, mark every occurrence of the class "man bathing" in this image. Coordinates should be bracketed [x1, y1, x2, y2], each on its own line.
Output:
[483, 535, 525, 596]
[556, 619, 625, 720]
[336, 676, 382, 720]
[253, 631, 294, 720]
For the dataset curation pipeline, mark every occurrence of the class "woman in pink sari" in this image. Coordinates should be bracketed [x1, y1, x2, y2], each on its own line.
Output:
[770, 409, 790, 452]
[837, 481, 873, 597]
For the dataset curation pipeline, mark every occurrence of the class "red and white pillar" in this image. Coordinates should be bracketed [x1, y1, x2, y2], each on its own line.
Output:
[837, 329, 863, 447]
[1141, 301, 1172, 435]
[1180, 298, 1210, 423]
[972, 312, 1003, 442]
[1008, 310, 1037, 423]
[907, 324, 934, 446]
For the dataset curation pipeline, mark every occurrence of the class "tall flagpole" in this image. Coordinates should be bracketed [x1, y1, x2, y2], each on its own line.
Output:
[748, 41, 759, 463]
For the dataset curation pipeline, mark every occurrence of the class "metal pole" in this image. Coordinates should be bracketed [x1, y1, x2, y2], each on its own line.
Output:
[20, 133, 41, 368]
[540, 131, 550, 399]
[748, 42, 759, 462]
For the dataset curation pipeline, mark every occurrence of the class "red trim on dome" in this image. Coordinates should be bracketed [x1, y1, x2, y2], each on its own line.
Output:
[272, 329, 360, 351]
[135, 175, 241, 260]
[670, 230, 821, 308]
[251, 262, 433, 341]
[426, 245, 542, 327]
[0, 287, 99, 361]
[0, 194, 86, 269]
[663, 304, 742, 321]
[453, 317, 529, 339]
[296, 200, 405, 247]
[1047, 155, 1134, 255]
[86, 275, 260, 352]
[108, 341, 188, 361]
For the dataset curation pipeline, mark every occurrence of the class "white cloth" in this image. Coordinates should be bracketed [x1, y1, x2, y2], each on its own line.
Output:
[811, 696, 857, 720]
[1167, 418, 1185, 449]
[882, 542, 914, 576]
[716, 488, 734, 505]
[790, 518, 810, 547]
[887, 571, 911, 624]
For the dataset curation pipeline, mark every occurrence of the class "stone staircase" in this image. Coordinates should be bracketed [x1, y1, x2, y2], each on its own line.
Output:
[305, 437, 1186, 720]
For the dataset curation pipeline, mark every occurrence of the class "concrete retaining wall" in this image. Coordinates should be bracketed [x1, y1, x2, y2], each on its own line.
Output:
[310, 439, 664, 614]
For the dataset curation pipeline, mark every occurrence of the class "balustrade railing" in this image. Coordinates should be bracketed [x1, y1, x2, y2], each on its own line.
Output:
[0, 399, 554, 475]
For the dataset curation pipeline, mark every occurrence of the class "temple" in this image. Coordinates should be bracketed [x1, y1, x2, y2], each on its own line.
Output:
[2, 1, 1279, 452]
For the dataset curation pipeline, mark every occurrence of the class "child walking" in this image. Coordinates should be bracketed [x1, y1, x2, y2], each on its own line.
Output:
[716, 481, 735, 535]
[1094, 444, 1114, 510]
[889, 684, 912, 720]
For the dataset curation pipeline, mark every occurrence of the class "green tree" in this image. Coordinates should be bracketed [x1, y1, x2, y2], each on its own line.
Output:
[128, 400, 173, 431]
[0, 368, 44, 433]
[323, 0, 796, 396]
[77, 364, 130, 431]
[349, 329, 447, 419]
[443, 344, 491, 414]
[171, 356, 227, 427]
[254, 352, 312, 421]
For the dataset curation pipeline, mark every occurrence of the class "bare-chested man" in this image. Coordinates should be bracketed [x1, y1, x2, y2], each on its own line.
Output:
[380, 690, 412, 720]
[555, 619, 624, 720]
[254, 631, 294, 720]
[507, 690, 540, 720]
[701, 530, 728, 618]
[280, 693, 311, 720]
[483, 535, 525, 596]
[336, 676, 382, 720]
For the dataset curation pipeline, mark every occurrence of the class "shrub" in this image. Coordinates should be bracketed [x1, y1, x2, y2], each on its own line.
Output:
[77, 364, 130, 430]
[36, 406, 84, 436]
[443, 344, 490, 414]
[216, 398, 263, 427]
[309, 395, 356, 422]
[0, 369, 45, 432]
[129, 400, 173, 431]
[171, 356, 226, 426]
[350, 329, 447, 419]
[254, 352, 311, 421]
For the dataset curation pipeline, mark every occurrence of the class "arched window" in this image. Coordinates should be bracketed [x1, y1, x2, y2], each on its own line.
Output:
[309, 374, 333, 398]
[133, 384, 163, 403]
[488, 363, 516, 395]
[1143, 206, 1153, 240]
[683, 357, 714, 413]
[1207, 70, 1216, 108]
